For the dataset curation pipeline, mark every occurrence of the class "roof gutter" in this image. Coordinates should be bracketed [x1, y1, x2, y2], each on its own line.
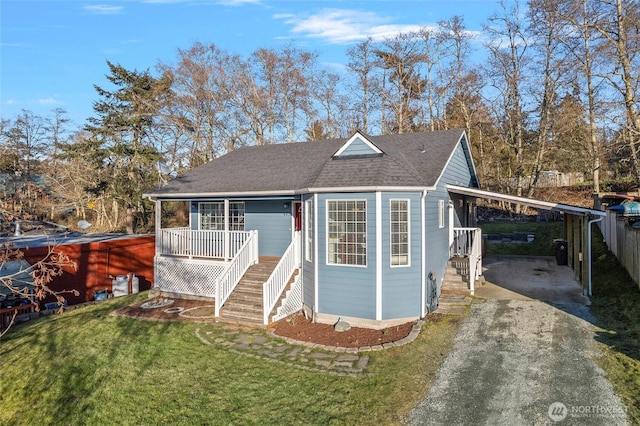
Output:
[446, 184, 606, 217]
[142, 190, 298, 199]
[298, 185, 436, 194]
[144, 186, 438, 199]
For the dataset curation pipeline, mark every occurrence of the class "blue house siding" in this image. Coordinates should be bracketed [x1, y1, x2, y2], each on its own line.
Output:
[187, 198, 293, 257]
[381, 192, 423, 319]
[316, 192, 377, 319]
[442, 139, 476, 188]
[244, 199, 292, 257]
[301, 194, 315, 309]
[424, 140, 475, 293]
[337, 136, 380, 156]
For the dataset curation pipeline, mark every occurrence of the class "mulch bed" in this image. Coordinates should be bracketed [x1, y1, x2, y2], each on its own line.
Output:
[114, 297, 416, 348]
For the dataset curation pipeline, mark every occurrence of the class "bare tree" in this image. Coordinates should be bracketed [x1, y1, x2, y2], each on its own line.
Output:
[2, 111, 49, 218]
[525, 0, 568, 197]
[0, 242, 77, 337]
[158, 42, 232, 166]
[417, 27, 445, 130]
[592, 0, 640, 184]
[375, 32, 427, 133]
[437, 16, 474, 130]
[484, 0, 531, 199]
[347, 37, 379, 134]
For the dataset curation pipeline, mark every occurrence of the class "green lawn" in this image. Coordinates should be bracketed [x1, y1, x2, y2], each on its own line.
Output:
[481, 221, 563, 256]
[589, 227, 640, 424]
[0, 295, 465, 425]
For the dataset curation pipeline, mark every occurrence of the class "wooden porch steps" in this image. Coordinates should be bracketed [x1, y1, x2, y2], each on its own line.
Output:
[219, 261, 278, 325]
[440, 257, 471, 297]
[219, 257, 300, 325]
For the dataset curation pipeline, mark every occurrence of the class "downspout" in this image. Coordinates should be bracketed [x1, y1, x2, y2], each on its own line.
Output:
[448, 200, 454, 250]
[421, 189, 427, 317]
[587, 216, 603, 297]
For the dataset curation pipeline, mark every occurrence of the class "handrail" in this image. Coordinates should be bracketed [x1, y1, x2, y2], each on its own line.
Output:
[451, 227, 482, 295]
[467, 228, 482, 295]
[263, 232, 301, 324]
[214, 230, 259, 317]
[450, 227, 477, 257]
[158, 229, 252, 260]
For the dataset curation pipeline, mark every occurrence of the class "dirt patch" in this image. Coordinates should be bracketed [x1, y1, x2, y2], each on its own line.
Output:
[114, 298, 415, 348]
[114, 298, 215, 322]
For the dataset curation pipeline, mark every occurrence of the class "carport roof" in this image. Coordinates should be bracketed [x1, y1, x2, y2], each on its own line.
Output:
[446, 185, 606, 217]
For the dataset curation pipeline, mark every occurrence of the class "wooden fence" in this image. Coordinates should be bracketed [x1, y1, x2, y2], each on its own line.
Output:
[599, 210, 640, 290]
[509, 171, 585, 189]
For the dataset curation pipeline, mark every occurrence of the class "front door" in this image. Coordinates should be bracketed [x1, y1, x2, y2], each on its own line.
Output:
[294, 201, 302, 232]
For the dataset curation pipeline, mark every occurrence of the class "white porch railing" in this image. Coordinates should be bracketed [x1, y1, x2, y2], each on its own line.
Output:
[451, 227, 482, 295]
[263, 231, 301, 324]
[158, 228, 253, 260]
[215, 230, 259, 317]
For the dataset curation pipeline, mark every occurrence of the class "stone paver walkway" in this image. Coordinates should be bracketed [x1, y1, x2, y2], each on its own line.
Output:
[194, 319, 424, 377]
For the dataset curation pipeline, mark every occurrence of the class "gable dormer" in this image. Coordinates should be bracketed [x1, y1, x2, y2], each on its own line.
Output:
[333, 131, 383, 159]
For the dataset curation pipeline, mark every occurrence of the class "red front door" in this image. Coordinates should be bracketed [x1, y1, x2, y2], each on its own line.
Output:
[294, 202, 302, 232]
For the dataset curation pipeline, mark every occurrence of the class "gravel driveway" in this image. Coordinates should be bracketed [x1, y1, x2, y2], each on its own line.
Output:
[406, 298, 628, 425]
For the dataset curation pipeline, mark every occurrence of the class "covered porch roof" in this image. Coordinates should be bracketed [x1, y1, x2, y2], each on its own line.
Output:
[446, 185, 605, 296]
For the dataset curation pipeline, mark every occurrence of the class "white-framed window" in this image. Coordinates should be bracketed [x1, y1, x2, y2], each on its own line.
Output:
[200, 202, 224, 230]
[439, 199, 445, 229]
[199, 202, 245, 231]
[390, 199, 410, 266]
[305, 199, 313, 262]
[327, 200, 367, 266]
[228, 202, 245, 230]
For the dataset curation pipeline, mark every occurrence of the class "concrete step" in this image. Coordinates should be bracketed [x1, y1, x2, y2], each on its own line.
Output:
[436, 293, 472, 315]
[441, 267, 471, 296]
[441, 288, 471, 296]
[439, 294, 472, 304]
[218, 312, 264, 326]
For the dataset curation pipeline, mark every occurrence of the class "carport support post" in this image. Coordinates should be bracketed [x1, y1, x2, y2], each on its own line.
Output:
[581, 214, 589, 295]
[572, 215, 581, 280]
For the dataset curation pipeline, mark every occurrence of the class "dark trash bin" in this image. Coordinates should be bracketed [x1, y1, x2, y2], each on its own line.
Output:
[553, 239, 568, 265]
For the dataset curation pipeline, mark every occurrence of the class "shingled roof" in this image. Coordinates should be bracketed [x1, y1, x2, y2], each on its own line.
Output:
[145, 129, 469, 198]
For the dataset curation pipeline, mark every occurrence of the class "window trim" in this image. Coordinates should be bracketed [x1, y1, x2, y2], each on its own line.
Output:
[305, 199, 313, 262]
[390, 199, 410, 267]
[326, 199, 367, 267]
[199, 202, 225, 230]
[438, 199, 445, 229]
[198, 201, 245, 231]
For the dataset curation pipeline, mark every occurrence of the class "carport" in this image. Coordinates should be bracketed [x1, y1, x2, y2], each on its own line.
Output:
[447, 185, 607, 296]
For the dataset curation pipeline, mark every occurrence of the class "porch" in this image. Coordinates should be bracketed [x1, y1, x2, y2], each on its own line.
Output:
[154, 229, 302, 325]
[443, 227, 483, 296]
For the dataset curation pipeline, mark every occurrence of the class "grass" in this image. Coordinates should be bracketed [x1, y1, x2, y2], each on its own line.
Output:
[0, 295, 465, 425]
[589, 227, 640, 424]
[480, 221, 563, 256]
[482, 220, 640, 423]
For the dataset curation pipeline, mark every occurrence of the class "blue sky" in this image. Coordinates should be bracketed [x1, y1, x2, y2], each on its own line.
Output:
[1, 0, 504, 127]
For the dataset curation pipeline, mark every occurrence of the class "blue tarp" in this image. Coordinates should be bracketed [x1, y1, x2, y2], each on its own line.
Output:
[609, 201, 640, 215]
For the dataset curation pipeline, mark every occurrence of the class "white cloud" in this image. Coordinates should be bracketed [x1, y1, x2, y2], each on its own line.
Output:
[217, 0, 261, 5]
[275, 9, 425, 44]
[38, 97, 63, 106]
[83, 5, 124, 15]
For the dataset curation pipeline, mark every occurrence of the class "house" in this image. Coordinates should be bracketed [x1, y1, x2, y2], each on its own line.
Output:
[144, 129, 482, 327]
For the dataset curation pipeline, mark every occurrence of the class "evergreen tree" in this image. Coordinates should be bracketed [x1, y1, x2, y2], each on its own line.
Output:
[83, 61, 171, 232]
